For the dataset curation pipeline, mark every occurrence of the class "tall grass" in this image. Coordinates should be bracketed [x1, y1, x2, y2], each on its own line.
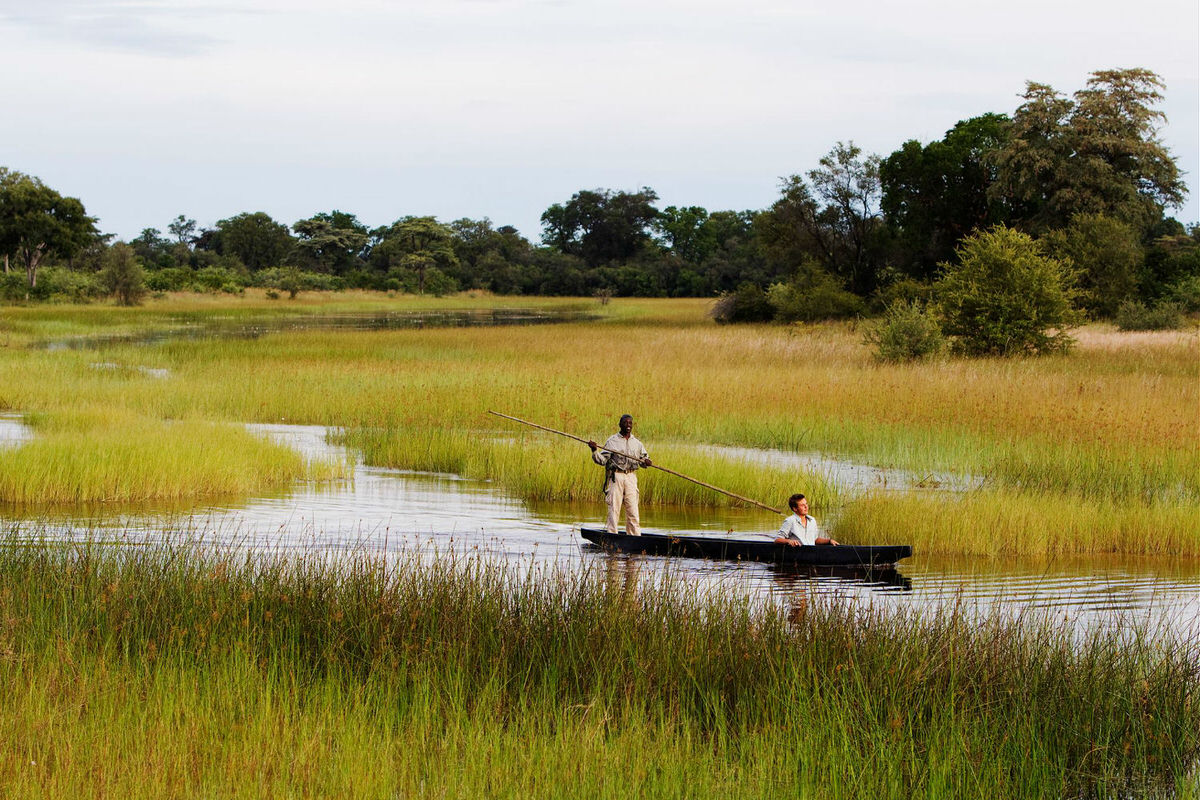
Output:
[1, 296, 1196, 553]
[0, 537, 1195, 798]
[0, 407, 345, 505]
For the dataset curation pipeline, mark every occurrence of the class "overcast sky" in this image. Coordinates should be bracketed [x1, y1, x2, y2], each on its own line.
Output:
[1, 0, 1196, 242]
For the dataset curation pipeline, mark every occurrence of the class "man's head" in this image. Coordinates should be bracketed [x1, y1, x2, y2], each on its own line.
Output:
[618, 414, 634, 436]
[788, 493, 808, 515]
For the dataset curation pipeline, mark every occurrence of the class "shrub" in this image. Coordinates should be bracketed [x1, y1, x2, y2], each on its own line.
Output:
[1114, 300, 1184, 331]
[863, 300, 945, 362]
[195, 266, 246, 293]
[1042, 214, 1142, 318]
[1166, 273, 1200, 313]
[144, 267, 195, 292]
[767, 259, 865, 322]
[99, 242, 147, 306]
[27, 267, 105, 302]
[710, 283, 774, 323]
[936, 226, 1080, 356]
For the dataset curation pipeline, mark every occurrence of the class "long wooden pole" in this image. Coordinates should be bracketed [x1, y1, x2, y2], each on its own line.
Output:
[487, 410, 784, 515]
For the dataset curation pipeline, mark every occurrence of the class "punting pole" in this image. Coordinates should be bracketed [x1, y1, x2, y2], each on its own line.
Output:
[488, 410, 784, 515]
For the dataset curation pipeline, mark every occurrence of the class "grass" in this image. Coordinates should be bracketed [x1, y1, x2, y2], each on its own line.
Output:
[0, 406, 346, 506]
[0, 537, 1196, 799]
[0, 294, 1196, 555]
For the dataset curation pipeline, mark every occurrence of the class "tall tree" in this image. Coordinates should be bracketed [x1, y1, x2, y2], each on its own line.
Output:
[540, 187, 659, 267]
[214, 212, 293, 271]
[990, 69, 1187, 233]
[0, 169, 98, 289]
[370, 216, 459, 294]
[880, 114, 1012, 278]
[292, 211, 368, 274]
[167, 215, 197, 246]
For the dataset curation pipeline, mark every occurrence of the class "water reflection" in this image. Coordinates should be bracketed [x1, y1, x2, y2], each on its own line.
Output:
[33, 308, 599, 350]
[1, 420, 1197, 640]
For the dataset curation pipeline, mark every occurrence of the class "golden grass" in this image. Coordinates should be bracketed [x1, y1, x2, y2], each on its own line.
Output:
[0, 294, 1196, 553]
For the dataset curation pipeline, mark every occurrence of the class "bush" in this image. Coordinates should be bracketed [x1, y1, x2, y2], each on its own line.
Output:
[863, 300, 945, 362]
[936, 226, 1080, 356]
[710, 283, 774, 323]
[145, 267, 195, 292]
[1114, 300, 1184, 331]
[195, 266, 247, 293]
[1042, 214, 1142, 318]
[767, 259, 865, 322]
[1166, 273, 1200, 313]
[26, 267, 105, 302]
[99, 242, 147, 306]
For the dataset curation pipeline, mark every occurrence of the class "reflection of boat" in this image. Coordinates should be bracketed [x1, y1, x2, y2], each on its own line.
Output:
[580, 526, 912, 568]
[768, 562, 912, 591]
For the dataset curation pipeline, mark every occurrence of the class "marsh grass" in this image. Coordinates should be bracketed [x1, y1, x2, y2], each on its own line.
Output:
[1, 296, 1196, 554]
[0, 406, 345, 505]
[0, 537, 1196, 799]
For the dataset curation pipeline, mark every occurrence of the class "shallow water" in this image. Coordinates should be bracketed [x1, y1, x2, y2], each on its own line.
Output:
[2, 419, 1197, 641]
[32, 308, 599, 350]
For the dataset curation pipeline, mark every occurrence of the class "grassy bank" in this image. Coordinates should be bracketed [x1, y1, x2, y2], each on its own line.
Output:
[0, 295, 1196, 554]
[0, 538, 1196, 799]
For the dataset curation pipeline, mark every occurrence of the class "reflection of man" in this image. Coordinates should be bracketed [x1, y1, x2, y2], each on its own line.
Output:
[773, 494, 839, 546]
[588, 414, 651, 536]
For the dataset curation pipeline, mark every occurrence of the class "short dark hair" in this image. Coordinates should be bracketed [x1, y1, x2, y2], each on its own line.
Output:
[788, 493, 806, 511]
[619, 414, 633, 422]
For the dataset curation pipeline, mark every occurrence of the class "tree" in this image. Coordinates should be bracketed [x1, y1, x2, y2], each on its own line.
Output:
[1042, 214, 1142, 317]
[540, 187, 660, 267]
[655, 206, 716, 264]
[936, 226, 1079, 356]
[990, 69, 1187, 234]
[0, 169, 98, 289]
[370, 216, 460, 294]
[292, 211, 368, 274]
[167, 215, 197, 246]
[100, 242, 147, 305]
[214, 212, 293, 270]
[758, 143, 887, 297]
[880, 114, 1012, 278]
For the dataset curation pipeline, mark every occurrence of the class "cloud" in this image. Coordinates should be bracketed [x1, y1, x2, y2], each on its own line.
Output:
[0, 0, 237, 56]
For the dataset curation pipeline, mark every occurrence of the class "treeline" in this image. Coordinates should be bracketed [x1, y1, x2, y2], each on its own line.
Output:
[1, 68, 1197, 322]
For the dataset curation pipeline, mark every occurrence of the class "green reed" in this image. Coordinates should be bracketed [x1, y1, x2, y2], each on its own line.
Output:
[0, 536, 1195, 798]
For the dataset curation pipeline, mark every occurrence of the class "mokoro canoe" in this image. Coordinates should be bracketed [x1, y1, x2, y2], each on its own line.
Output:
[580, 526, 912, 568]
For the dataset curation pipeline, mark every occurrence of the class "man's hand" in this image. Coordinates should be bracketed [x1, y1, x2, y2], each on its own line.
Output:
[588, 441, 598, 451]
[641, 457, 652, 467]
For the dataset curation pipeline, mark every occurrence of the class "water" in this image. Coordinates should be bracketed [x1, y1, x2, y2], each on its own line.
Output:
[32, 308, 599, 350]
[2, 417, 1197, 640]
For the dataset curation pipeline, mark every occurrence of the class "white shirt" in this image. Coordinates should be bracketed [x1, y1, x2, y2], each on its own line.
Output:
[593, 433, 648, 472]
[775, 513, 819, 545]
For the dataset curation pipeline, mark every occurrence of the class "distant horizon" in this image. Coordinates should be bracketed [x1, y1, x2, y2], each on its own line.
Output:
[3, 0, 1196, 243]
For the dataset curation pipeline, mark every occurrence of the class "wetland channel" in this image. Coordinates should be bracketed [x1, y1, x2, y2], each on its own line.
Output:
[3, 415, 1197, 641]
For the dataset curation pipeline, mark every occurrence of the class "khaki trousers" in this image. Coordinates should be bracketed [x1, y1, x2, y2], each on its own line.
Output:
[605, 471, 641, 536]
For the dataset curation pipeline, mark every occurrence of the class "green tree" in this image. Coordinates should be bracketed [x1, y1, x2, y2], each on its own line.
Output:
[990, 69, 1187, 234]
[1042, 214, 1142, 317]
[100, 242, 147, 306]
[0, 169, 98, 289]
[370, 216, 460, 295]
[936, 226, 1080, 356]
[292, 211, 369, 274]
[540, 187, 660, 267]
[214, 212, 293, 271]
[167, 215, 197, 246]
[758, 142, 887, 297]
[880, 114, 1012, 278]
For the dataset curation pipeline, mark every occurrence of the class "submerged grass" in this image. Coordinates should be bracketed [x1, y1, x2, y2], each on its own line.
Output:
[0, 537, 1196, 799]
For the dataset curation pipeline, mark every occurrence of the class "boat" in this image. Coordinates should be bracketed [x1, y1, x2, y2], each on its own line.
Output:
[579, 526, 912, 568]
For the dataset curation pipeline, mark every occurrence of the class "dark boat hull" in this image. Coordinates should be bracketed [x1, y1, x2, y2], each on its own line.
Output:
[580, 526, 912, 567]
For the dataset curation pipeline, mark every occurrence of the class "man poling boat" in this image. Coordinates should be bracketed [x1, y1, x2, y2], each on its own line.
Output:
[486, 410, 913, 568]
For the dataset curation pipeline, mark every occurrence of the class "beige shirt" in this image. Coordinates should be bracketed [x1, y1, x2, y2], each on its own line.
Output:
[593, 433, 648, 472]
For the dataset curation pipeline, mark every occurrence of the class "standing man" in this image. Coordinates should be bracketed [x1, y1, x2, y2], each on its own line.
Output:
[589, 414, 652, 536]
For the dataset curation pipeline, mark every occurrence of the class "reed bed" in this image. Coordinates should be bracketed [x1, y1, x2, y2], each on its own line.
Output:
[0, 406, 345, 505]
[0, 537, 1195, 799]
[1, 296, 1196, 554]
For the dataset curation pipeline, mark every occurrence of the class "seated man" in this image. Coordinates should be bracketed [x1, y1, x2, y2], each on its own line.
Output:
[773, 493, 839, 546]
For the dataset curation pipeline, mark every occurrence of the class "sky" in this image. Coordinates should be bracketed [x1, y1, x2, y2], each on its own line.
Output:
[1, 0, 1197, 243]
